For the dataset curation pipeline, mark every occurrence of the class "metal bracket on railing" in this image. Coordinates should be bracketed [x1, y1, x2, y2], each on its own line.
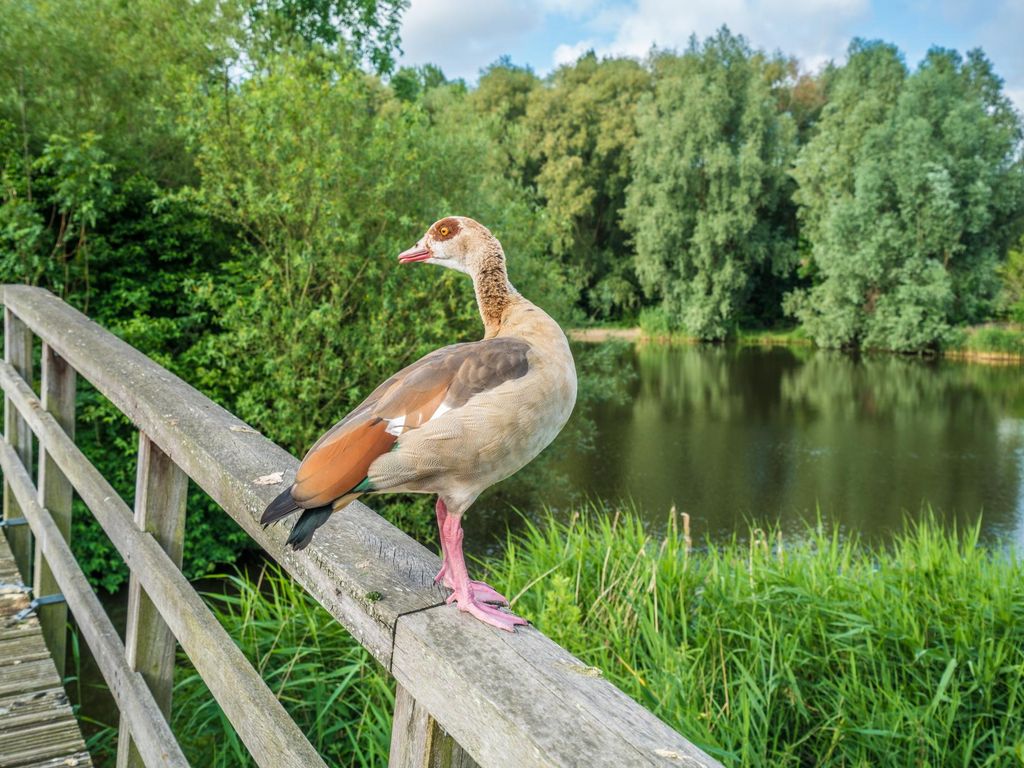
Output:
[0, 517, 28, 528]
[12, 593, 65, 622]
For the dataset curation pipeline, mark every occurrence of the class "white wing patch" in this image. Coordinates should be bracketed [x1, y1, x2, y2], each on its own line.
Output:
[385, 400, 453, 438]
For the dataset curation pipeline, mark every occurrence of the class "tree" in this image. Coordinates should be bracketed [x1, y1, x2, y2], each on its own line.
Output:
[624, 29, 797, 339]
[522, 52, 652, 319]
[469, 59, 541, 185]
[997, 234, 1024, 322]
[178, 49, 581, 528]
[243, 0, 406, 73]
[789, 42, 1024, 351]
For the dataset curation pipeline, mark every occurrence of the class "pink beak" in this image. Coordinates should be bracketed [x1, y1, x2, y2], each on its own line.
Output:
[398, 243, 431, 263]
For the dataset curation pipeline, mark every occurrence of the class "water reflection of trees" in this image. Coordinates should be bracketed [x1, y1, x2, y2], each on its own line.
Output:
[565, 344, 1024, 544]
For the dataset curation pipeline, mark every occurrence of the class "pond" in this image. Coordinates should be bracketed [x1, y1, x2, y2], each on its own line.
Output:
[474, 342, 1024, 551]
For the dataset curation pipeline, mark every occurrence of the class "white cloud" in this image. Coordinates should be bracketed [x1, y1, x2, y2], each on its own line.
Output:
[553, 39, 597, 67]
[399, 0, 544, 79]
[590, 0, 870, 67]
[537, 0, 604, 18]
[397, 0, 1023, 109]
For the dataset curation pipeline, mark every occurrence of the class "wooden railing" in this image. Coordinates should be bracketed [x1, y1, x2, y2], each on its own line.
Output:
[0, 285, 721, 768]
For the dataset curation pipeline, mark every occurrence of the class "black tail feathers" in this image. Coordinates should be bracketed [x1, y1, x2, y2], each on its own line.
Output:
[261, 485, 333, 550]
[261, 485, 301, 526]
[286, 506, 333, 550]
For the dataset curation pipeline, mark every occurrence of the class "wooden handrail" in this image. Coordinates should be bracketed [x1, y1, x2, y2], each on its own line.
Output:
[1, 285, 721, 768]
[0, 437, 190, 768]
[0, 356, 327, 768]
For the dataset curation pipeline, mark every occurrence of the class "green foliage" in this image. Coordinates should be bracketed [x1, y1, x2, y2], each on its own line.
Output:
[521, 53, 652, 319]
[469, 59, 541, 179]
[173, 568, 394, 767]
[789, 42, 1024, 351]
[2, 0, 1024, 590]
[0, 0, 236, 186]
[959, 325, 1024, 356]
[486, 508, 1024, 766]
[390, 63, 453, 102]
[998, 235, 1024, 322]
[177, 48, 580, 530]
[244, 0, 406, 73]
[625, 29, 798, 340]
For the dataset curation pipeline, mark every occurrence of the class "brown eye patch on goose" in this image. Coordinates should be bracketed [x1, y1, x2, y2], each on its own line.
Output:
[433, 218, 461, 241]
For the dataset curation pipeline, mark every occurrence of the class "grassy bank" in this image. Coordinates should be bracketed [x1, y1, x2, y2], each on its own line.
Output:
[581, 318, 1024, 364]
[491, 512, 1024, 766]
[947, 325, 1024, 363]
[83, 511, 1023, 767]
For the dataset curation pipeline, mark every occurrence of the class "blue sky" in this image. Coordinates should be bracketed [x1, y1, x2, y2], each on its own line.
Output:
[397, 0, 1024, 111]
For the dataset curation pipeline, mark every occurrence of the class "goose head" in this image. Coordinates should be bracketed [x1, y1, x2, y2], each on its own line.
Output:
[398, 216, 504, 277]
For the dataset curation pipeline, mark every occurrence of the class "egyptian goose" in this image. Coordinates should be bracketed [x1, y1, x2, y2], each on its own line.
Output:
[262, 216, 577, 630]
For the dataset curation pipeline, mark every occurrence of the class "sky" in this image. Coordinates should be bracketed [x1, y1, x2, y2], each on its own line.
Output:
[396, 0, 1024, 111]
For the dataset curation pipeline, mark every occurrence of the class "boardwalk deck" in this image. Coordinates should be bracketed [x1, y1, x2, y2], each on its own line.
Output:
[0, 533, 91, 768]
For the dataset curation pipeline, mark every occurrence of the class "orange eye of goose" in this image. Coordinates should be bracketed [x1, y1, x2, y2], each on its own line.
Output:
[439, 226, 450, 237]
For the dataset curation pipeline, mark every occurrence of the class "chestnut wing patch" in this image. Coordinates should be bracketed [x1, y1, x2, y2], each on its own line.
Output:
[290, 338, 531, 507]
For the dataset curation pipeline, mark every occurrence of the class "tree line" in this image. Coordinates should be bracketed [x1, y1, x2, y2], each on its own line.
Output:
[464, 32, 1024, 349]
[1, 0, 1022, 584]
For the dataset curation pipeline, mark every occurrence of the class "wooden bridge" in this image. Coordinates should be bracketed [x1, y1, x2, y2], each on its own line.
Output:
[0, 285, 721, 768]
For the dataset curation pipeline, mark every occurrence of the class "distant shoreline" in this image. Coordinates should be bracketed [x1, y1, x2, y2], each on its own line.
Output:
[568, 327, 644, 343]
[569, 326, 1024, 365]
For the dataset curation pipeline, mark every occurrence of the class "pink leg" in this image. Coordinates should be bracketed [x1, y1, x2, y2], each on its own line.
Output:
[441, 510, 527, 632]
[434, 498, 449, 585]
[434, 498, 508, 605]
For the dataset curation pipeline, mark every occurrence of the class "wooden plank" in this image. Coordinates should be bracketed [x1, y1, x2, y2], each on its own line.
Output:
[3, 307, 33, 581]
[0, 532, 91, 768]
[0, 357, 327, 768]
[2, 285, 722, 768]
[13, 753, 91, 768]
[35, 342, 76, 677]
[117, 433, 189, 768]
[389, 683, 479, 768]
[0, 436, 188, 768]
[0, 659, 59, 698]
[0, 688, 74, 730]
[393, 612, 718, 767]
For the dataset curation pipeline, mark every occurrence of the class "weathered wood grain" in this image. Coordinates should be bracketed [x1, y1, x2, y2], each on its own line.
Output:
[117, 433, 189, 768]
[0, 354, 327, 768]
[3, 307, 33, 581]
[35, 342, 76, 677]
[0, 435, 185, 768]
[2, 285, 723, 768]
[389, 683, 480, 768]
[0, 528, 91, 768]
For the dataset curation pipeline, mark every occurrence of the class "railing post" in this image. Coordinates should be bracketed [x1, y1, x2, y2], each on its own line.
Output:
[389, 683, 480, 768]
[116, 432, 188, 768]
[3, 307, 33, 581]
[35, 342, 77, 676]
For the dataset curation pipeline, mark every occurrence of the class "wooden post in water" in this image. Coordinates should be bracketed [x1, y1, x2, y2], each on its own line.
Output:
[3, 308, 33, 581]
[35, 342, 77, 676]
[116, 433, 188, 768]
[389, 683, 480, 768]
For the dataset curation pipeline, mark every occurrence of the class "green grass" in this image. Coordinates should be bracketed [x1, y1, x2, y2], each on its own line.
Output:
[82, 510, 1024, 767]
[170, 568, 395, 768]
[485, 509, 1024, 766]
[953, 325, 1024, 357]
[737, 326, 811, 346]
